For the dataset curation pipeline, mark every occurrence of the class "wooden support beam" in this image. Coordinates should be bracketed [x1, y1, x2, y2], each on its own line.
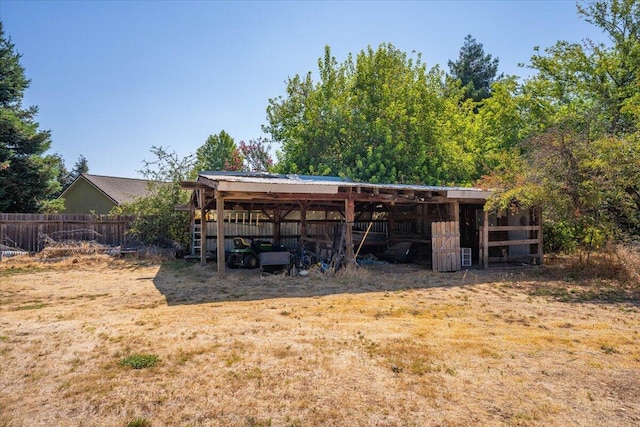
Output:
[487, 238, 541, 247]
[216, 192, 226, 277]
[199, 188, 206, 265]
[537, 207, 544, 265]
[483, 210, 489, 269]
[344, 196, 355, 268]
[300, 204, 307, 246]
[452, 201, 460, 222]
[273, 209, 281, 243]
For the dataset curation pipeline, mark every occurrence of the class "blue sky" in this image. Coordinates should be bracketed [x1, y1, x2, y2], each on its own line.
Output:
[2, 0, 606, 178]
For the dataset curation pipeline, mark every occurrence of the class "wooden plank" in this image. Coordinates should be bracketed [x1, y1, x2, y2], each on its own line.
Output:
[216, 192, 225, 276]
[537, 207, 544, 265]
[483, 211, 489, 269]
[483, 225, 540, 232]
[431, 221, 460, 272]
[344, 197, 355, 268]
[487, 238, 540, 247]
[200, 188, 207, 265]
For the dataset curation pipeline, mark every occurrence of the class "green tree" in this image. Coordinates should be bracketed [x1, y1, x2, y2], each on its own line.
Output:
[267, 43, 480, 184]
[72, 154, 89, 176]
[117, 146, 194, 250]
[448, 34, 502, 103]
[0, 22, 59, 212]
[483, 0, 640, 251]
[192, 130, 243, 177]
[50, 153, 73, 196]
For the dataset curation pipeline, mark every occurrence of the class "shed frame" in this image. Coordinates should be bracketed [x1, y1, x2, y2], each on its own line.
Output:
[181, 171, 542, 276]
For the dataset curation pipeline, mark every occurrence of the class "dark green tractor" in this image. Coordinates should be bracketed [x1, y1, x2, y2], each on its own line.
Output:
[226, 237, 288, 269]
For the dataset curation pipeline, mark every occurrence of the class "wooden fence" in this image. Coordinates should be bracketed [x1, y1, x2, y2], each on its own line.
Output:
[479, 225, 544, 268]
[0, 213, 136, 252]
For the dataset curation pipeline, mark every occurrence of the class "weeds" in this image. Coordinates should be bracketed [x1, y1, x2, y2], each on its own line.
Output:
[16, 303, 47, 311]
[127, 418, 151, 427]
[600, 344, 619, 354]
[119, 354, 159, 369]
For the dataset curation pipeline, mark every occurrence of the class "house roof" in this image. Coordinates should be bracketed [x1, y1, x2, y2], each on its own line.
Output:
[61, 173, 158, 205]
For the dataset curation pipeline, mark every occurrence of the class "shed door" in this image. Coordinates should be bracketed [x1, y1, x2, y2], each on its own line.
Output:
[432, 221, 461, 272]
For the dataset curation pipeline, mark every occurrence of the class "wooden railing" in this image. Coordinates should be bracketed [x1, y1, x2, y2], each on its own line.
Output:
[479, 224, 543, 268]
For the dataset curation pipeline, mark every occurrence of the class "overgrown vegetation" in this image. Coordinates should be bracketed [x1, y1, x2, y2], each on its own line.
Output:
[482, 0, 640, 255]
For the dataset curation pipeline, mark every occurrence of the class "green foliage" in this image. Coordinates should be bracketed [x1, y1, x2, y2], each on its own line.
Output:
[192, 130, 243, 178]
[543, 221, 578, 254]
[0, 22, 59, 212]
[267, 43, 510, 185]
[483, 0, 640, 253]
[117, 146, 192, 250]
[72, 154, 89, 176]
[49, 153, 89, 201]
[127, 418, 151, 427]
[119, 354, 159, 369]
[448, 34, 503, 103]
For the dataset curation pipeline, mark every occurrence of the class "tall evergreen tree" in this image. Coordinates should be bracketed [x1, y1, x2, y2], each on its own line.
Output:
[0, 21, 58, 212]
[72, 154, 89, 176]
[448, 34, 502, 103]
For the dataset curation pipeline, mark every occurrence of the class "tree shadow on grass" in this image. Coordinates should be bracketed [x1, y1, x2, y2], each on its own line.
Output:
[152, 259, 553, 305]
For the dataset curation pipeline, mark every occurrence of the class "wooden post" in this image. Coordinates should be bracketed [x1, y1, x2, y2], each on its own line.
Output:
[191, 195, 197, 257]
[537, 207, 544, 265]
[451, 201, 460, 222]
[199, 188, 206, 264]
[299, 203, 307, 246]
[273, 209, 281, 243]
[483, 209, 489, 269]
[345, 197, 355, 268]
[216, 192, 226, 277]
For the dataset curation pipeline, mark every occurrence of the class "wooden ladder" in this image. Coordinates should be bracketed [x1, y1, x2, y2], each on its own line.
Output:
[192, 221, 202, 255]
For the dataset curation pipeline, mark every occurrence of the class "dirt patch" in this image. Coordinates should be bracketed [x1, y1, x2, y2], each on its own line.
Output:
[1, 255, 639, 426]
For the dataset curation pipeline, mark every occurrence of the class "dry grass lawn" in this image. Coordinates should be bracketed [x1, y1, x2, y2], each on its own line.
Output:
[1, 254, 639, 426]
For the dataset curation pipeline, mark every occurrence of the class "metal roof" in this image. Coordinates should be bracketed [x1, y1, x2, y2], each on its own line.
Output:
[198, 171, 353, 186]
[197, 171, 490, 199]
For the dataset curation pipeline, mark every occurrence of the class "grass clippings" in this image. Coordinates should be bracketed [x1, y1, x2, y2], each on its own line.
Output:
[0, 254, 639, 426]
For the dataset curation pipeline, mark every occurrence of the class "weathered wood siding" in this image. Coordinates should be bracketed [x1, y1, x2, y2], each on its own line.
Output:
[200, 220, 387, 253]
[0, 214, 136, 252]
[431, 221, 461, 272]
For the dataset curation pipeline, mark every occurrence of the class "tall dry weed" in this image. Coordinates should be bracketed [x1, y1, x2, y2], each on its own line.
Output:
[551, 243, 640, 289]
[613, 243, 640, 288]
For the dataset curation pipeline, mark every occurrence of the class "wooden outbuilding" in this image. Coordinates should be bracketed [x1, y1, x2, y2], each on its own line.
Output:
[181, 171, 543, 276]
